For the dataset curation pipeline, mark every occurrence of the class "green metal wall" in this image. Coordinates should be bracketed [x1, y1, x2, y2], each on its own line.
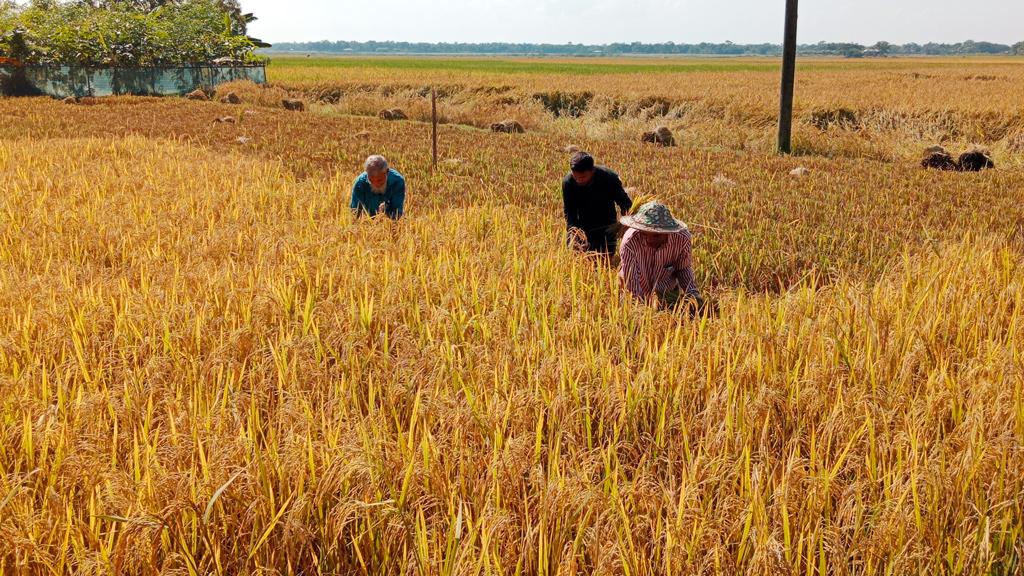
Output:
[0, 65, 266, 97]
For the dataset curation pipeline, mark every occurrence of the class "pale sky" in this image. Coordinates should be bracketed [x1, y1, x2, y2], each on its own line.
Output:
[243, 0, 1024, 45]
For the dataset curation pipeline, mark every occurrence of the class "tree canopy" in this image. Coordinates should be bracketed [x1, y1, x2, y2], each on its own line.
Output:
[0, 0, 267, 66]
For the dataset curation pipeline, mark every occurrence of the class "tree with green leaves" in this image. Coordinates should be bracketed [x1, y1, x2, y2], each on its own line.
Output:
[0, 1, 21, 53]
[72, 0, 269, 46]
[870, 41, 892, 56]
[0, 0, 267, 66]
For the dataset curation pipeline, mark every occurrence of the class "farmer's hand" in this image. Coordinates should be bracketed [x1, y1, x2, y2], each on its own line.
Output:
[567, 227, 589, 252]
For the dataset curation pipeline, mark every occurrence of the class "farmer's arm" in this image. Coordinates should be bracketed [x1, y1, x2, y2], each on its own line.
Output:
[562, 180, 587, 248]
[350, 178, 365, 217]
[673, 233, 698, 294]
[610, 172, 633, 215]
[562, 179, 581, 230]
[386, 176, 405, 220]
[618, 243, 652, 301]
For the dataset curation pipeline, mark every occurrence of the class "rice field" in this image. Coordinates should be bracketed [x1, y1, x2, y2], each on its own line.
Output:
[0, 57, 1023, 575]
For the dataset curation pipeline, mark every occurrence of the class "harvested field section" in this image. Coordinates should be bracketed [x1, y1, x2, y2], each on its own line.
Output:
[262, 58, 1024, 160]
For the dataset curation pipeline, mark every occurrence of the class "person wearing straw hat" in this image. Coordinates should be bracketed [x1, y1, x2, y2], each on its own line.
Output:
[351, 155, 406, 220]
[562, 151, 633, 256]
[618, 201, 703, 312]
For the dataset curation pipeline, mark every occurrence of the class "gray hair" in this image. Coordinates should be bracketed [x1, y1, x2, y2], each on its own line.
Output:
[364, 155, 389, 175]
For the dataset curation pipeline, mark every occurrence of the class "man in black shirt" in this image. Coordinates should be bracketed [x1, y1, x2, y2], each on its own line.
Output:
[562, 151, 633, 256]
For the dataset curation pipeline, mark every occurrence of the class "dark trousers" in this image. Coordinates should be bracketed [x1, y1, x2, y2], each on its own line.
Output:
[573, 229, 616, 255]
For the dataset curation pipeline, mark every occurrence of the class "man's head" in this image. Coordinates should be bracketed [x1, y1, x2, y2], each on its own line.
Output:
[569, 151, 596, 186]
[365, 155, 389, 193]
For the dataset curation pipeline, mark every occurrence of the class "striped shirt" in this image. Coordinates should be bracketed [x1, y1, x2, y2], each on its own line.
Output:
[618, 227, 697, 301]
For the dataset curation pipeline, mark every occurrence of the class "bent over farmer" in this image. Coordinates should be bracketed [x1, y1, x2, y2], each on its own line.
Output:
[351, 155, 405, 220]
[562, 151, 632, 255]
[618, 201, 703, 313]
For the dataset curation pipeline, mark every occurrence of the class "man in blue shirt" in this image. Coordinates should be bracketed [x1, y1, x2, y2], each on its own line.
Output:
[350, 155, 406, 220]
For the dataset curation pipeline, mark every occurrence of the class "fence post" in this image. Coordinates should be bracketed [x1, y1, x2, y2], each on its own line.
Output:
[778, 0, 799, 154]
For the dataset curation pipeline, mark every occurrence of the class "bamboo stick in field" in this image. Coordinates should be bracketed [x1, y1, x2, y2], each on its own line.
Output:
[431, 87, 438, 169]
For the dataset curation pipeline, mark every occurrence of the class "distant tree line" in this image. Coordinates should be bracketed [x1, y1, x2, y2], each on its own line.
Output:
[268, 40, 1024, 58]
[0, 0, 269, 67]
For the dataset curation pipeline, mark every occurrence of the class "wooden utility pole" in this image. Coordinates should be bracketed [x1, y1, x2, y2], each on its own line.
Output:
[431, 88, 438, 169]
[778, 0, 799, 154]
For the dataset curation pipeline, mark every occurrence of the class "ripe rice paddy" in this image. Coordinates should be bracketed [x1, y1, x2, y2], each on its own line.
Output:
[0, 56, 1022, 575]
